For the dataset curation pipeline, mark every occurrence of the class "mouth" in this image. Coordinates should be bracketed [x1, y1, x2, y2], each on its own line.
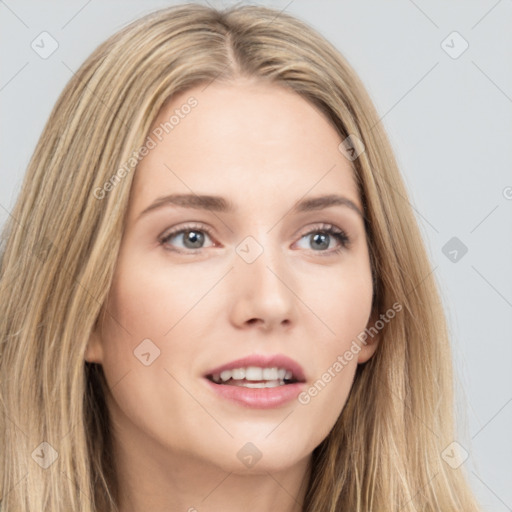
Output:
[203, 354, 306, 409]
[204, 354, 306, 388]
[206, 366, 300, 388]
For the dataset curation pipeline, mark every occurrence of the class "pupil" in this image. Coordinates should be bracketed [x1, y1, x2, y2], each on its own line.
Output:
[312, 233, 329, 250]
[184, 230, 204, 249]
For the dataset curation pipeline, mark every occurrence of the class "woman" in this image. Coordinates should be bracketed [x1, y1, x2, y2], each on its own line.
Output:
[0, 3, 482, 511]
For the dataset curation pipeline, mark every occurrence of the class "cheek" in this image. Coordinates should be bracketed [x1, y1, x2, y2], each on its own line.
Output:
[306, 253, 374, 344]
[294, 258, 373, 426]
[106, 256, 209, 342]
[97, 260, 207, 445]
[98, 252, 219, 393]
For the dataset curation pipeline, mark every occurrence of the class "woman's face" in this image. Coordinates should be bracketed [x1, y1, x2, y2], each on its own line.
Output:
[87, 78, 379, 474]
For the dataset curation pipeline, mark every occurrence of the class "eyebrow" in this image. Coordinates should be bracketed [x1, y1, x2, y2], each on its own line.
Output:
[138, 193, 363, 219]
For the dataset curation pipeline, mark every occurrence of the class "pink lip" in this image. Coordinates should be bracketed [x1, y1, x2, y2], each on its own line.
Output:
[204, 379, 305, 409]
[204, 353, 306, 382]
[203, 353, 307, 409]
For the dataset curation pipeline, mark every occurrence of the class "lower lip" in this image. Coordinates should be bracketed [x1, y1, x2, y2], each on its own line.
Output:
[204, 378, 305, 409]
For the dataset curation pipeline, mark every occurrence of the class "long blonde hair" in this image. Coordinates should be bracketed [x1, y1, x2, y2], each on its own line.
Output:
[0, 3, 481, 511]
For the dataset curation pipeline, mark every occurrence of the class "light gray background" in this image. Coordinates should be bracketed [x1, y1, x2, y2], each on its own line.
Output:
[1, 1, 511, 510]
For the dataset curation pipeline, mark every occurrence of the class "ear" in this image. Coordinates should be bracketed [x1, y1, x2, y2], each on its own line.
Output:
[84, 323, 104, 364]
[356, 307, 382, 364]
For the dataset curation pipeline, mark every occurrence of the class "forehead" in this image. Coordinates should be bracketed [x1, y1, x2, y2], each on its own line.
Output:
[130, 79, 361, 217]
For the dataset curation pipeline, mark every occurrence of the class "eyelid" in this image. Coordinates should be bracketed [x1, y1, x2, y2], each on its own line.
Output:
[294, 222, 351, 253]
[297, 222, 348, 239]
[159, 222, 217, 250]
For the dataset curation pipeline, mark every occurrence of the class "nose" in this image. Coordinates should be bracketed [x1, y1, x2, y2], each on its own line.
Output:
[228, 238, 297, 332]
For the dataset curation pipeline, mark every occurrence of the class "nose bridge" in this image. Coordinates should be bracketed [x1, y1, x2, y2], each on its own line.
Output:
[230, 230, 296, 328]
[236, 231, 284, 288]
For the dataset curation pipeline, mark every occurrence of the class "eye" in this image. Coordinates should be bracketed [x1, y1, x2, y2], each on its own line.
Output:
[159, 222, 351, 255]
[295, 224, 350, 255]
[160, 223, 215, 252]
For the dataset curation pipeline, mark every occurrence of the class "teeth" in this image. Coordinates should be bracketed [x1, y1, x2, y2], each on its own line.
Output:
[232, 368, 245, 380]
[220, 370, 232, 382]
[245, 366, 262, 380]
[209, 366, 295, 385]
[262, 367, 279, 380]
[227, 379, 283, 388]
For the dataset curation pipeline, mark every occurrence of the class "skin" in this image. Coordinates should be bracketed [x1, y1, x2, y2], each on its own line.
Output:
[86, 77, 380, 512]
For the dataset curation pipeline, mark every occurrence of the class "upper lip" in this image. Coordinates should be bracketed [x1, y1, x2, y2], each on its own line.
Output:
[204, 353, 306, 382]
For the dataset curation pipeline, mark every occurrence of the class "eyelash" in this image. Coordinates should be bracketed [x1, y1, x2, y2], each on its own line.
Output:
[159, 222, 351, 256]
